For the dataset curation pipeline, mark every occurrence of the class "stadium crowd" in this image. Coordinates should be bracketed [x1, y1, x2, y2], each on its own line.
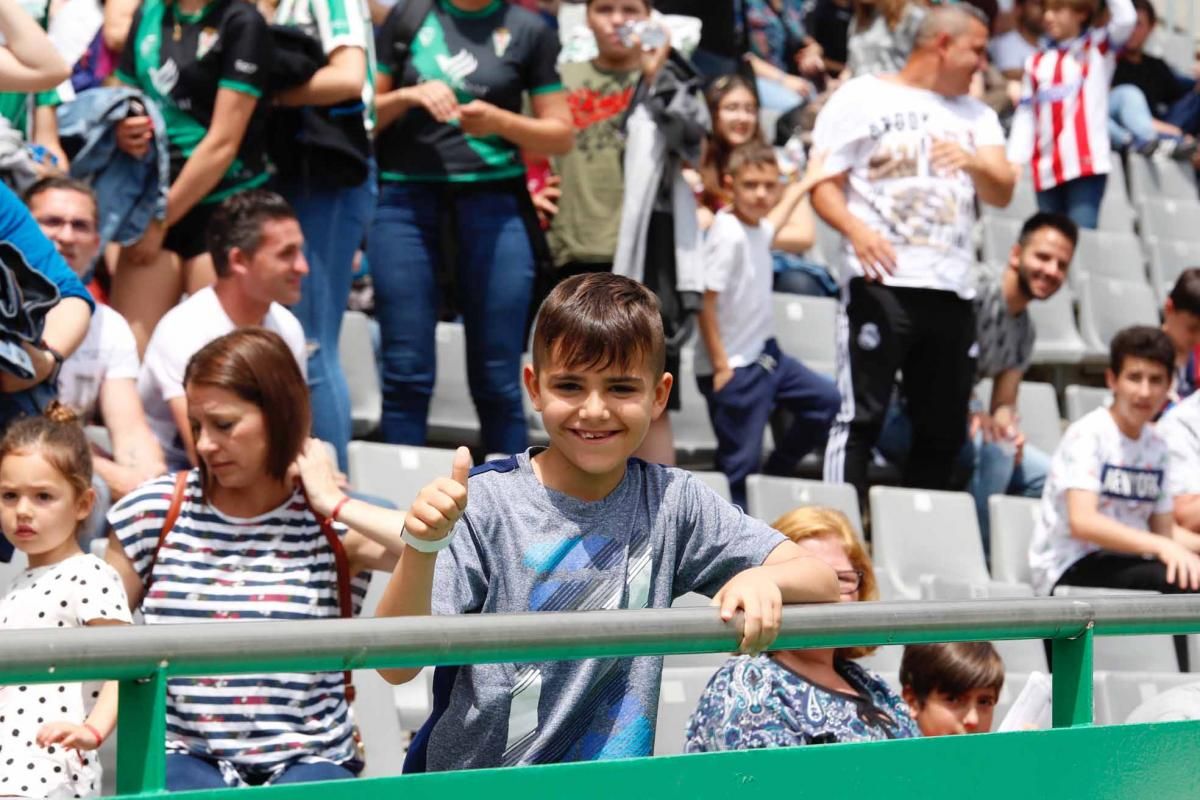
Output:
[0, 0, 1199, 792]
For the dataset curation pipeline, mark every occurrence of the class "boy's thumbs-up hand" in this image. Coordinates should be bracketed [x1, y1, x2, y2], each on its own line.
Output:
[404, 446, 472, 546]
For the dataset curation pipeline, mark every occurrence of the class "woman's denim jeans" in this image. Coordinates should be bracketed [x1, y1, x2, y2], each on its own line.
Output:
[367, 182, 534, 454]
[279, 164, 377, 470]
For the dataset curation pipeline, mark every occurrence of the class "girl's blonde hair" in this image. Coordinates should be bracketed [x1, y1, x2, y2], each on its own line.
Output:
[770, 506, 879, 659]
[0, 401, 93, 500]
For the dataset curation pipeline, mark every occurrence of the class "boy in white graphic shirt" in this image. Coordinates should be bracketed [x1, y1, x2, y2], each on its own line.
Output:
[1030, 325, 1200, 596]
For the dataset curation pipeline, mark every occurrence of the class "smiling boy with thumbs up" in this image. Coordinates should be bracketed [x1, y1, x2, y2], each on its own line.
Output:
[376, 273, 839, 772]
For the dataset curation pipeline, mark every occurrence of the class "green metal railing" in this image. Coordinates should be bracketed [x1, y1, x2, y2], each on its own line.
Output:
[4, 596, 1200, 799]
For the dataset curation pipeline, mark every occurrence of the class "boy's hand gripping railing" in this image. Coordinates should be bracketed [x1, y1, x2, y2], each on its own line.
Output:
[3, 595, 1200, 793]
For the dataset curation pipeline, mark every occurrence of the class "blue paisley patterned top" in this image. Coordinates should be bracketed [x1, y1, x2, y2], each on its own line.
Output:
[684, 655, 920, 751]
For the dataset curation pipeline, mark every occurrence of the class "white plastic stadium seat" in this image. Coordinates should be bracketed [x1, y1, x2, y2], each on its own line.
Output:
[1127, 154, 1199, 202]
[869, 487, 1023, 600]
[1026, 285, 1088, 365]
[1077, 277, 1160, 355]
[980, 216, 1022, 264]
[1064, 384, 1110, 422]
[744, 475, 863, 538]
[988, 495, 1040, 586]
[771, 293, 838, 378]
[1144, 236, 1197, 303]
[1070, 229, 1146, 289]
[655, 666, 722, 755]
[1102, 671, 1200, 725]
[1138, 197, 1200, 243]
[339, 311, 381, 438]
[671, 347, 718, 461]
[347, 441, 457, 510]
[427, 322, 483, 446]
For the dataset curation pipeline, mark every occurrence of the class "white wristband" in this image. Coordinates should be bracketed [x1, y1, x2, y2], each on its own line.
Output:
[401, 526, 456, 553]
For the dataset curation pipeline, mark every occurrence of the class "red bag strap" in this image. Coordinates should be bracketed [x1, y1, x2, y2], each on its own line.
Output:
[307, 493, 357, 704]
[147, 470, 190, 583]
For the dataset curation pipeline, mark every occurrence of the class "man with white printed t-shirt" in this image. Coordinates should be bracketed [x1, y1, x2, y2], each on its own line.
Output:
[811, 4, 1015, 508]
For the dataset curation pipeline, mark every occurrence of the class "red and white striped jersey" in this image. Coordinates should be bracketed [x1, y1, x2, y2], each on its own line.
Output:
[1007, 0, 1136, 191]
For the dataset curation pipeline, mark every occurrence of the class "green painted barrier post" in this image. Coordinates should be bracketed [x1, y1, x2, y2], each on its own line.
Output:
[116, 671, 168, 794]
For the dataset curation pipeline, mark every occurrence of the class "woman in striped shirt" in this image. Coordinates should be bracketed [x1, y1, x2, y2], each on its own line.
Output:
[104, 328, 412, 788]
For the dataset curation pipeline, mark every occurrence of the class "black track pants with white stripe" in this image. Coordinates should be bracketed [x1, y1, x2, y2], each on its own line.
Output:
[823, 278, 977, 506]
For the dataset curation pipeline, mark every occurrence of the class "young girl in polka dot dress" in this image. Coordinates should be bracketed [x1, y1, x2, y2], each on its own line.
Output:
[0, 403, 132, 799]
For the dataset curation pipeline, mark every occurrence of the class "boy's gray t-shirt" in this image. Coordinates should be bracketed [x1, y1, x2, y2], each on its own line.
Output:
[424, 450, 787, 771]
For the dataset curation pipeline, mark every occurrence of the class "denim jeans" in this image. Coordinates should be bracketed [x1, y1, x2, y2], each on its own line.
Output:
[367, 181, 534, 453]
[876, 401, 1049, 555]
[756, 76, 806, 113]
[165, 754, 355, 788]
[1036, 173, 1107, 230]
[966, 434, 1049, 552]
[1108, 84, 1158, 149]
[278, 164, 377, 470]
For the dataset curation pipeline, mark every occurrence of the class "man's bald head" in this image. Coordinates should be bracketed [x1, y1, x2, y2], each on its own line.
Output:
[913, 4, 990, 49]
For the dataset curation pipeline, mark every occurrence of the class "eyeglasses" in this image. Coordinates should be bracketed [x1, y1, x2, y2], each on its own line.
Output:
[836, 569, 865, 595]
[35, 216, 96, 236]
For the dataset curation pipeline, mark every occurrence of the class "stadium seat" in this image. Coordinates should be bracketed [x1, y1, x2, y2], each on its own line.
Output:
[997, 641, 1048, 673]
[1128, 154, 1199, 202]
[1064, 384, 1110, 422]
[427, 322, 483, 446]
[772, 293, 838, 377]
[1096, 189, 1135, 234]
[347, 441, 457, 509]
[355, 668, 409, 776]
[84, 425, 112, 455]
[671, 348, 718, 462]
[692, 470, 731, 502]
[980, 216, 1022, 264]
[1103, 671, 1200, 725]
[988, 495, 1040, 586]
[339, 310, 382, 438]
[1071, 229, 1147, 289]
[1026, 285, 1088, 365]
[973, 379, 1063, 456]
[1137, 197, 1200, 243]
[1077, 277, 1160, 355]
[744, 475, 863, 538]
[655, 665, 721, 755]
[869, 487, 1023, 600]
[1144, 236, 1196, 302]
[857, 646, 903, 674]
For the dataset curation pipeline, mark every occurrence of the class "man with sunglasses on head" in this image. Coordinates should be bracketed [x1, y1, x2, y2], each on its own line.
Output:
[23, 176, 165, 523]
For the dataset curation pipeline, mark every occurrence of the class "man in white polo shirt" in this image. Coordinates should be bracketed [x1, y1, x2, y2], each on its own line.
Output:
[139, 190, 308, 468]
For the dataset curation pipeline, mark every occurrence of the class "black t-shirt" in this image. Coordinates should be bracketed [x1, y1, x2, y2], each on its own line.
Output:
[116, 0, 271, 203]
[1113, 54, 1191, 119]
[655, 0, 740, 58]
[375, 0, 561, 183]
[804, 0, 853, 65]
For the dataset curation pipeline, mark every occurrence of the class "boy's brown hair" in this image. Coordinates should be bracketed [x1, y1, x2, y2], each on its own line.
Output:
[899, 642, 1006, 703]
[532, 273, 666, 378]
[724, 142, 780, 182]
[1043, 0, 1098, 23]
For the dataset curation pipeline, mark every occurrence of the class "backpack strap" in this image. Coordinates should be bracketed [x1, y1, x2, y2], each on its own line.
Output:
[383, 0, 436, 85]
[146, 470, 190, 583]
